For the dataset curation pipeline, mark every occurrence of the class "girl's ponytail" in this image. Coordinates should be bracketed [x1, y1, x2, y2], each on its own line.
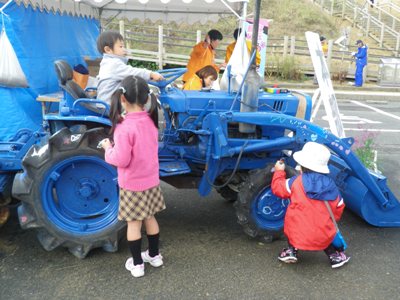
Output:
[109, 88, 123, 134]
[112, 76, 158, 130]
[147, 92, 159, 128]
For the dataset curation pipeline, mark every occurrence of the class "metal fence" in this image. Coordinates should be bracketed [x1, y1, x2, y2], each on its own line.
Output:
[310, 0, 400, 55]
[106, 20, 398, 81]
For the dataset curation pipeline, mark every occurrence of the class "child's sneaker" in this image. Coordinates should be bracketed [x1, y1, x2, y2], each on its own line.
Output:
[125, 257, 145, 277]
[125, 257, 134, 271]
[278, 247, 298, 263]
[141, 250, 164, 267]
[329, 251, 351, 269]
[130, 263, 145, 278]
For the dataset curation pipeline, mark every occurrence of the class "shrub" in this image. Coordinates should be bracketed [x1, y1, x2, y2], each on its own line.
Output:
[128, 60, 158, 71]
[352, 128, 379, 171]
[267, 56, 305, 81]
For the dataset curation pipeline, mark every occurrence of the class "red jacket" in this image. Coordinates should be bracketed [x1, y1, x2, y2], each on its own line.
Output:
[272, 170, 345, 250]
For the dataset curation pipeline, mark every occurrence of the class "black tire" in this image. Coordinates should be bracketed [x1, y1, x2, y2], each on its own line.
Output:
[215, 173, 247, 203]
[234, 164, 297, 243]
[12, 126, 125, 258]
[216, 186, 238, 202]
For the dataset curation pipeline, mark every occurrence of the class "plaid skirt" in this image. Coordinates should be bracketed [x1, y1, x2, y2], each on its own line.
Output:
[118, 185, 166, 221]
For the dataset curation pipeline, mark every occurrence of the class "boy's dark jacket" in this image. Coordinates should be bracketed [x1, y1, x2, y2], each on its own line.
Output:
[272, 170, 345, 250]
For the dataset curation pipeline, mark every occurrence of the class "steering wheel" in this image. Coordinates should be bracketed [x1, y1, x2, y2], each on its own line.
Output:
[148, 68, 187, 89]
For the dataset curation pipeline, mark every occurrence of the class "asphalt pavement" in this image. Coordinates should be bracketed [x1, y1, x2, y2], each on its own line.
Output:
[1, 89, 400, 300]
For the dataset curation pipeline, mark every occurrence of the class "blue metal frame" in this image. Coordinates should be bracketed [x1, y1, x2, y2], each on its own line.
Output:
[44, 114, 111, 127]
[0, 129, 45, 197]
[0, 129, 44, 172]
[199, 111, 400, 226]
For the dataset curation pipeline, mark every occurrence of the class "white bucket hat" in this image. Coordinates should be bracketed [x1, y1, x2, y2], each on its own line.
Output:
[293, 142, 331, 174]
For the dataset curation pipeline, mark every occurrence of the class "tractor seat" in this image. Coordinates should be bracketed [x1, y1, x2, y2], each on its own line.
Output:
[54, 60, 88, 99]
[54, 60, 108, 115]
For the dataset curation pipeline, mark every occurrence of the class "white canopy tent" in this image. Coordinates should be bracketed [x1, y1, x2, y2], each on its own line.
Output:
[4, 0, 248, 23]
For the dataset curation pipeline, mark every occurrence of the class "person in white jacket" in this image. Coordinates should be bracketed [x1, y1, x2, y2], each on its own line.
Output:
[96, 31, 164, 104]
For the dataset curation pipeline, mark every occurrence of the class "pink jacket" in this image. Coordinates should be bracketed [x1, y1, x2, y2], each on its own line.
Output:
[105, 111, 159, 191]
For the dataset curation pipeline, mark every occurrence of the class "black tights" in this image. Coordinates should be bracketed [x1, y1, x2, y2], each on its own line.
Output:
[128, 233, 160, 265]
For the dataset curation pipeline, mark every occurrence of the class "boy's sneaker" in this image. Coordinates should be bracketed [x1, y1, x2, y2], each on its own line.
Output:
[141, 250, 164, 267]
[329, 251, 351, 269]
[124, 258, 145, 277]
[278, 247, 298, 263]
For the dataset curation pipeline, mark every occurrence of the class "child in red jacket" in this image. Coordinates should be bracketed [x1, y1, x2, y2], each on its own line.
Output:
[271, 142, 350, 269]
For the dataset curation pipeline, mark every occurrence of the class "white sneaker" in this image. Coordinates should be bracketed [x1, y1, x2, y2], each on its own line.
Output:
[130, 263, 145, 278]
[141, 250, 164, 267]
[125, 258, 145, 277]
[125, 257, 134, 271]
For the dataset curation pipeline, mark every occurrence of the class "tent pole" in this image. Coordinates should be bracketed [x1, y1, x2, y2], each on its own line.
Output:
[238, 0, 247, 56]
[0, 0, 13, 13]
[251, 0, 261, 67]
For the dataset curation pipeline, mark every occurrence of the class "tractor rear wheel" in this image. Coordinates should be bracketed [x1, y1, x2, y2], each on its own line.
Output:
[12, 126, 125, 258]
[234, 164, 296, 243]
[215, 173, 247, 202]
[216, 186, 238, 202]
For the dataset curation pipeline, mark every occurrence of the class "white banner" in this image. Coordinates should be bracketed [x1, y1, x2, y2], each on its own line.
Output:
[306, 31, 345, 138]
[220, 23, 250, 91]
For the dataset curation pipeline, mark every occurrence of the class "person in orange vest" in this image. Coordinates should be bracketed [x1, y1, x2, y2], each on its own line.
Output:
[320, 35, 329, 56]
[183, 65, 218, 91]
[182, 29, 223, 83]
[225, 28, 260, 66]
[313, 35, 329, 84]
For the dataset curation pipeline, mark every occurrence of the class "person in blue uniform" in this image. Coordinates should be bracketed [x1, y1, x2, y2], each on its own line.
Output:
[351, 40, 368, 87]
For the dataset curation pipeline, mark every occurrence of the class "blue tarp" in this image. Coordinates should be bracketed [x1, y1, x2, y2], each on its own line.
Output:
[0, 1, 100, 140]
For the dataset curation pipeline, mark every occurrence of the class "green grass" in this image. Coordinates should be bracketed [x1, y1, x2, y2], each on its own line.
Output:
[254, 0, 338, 38]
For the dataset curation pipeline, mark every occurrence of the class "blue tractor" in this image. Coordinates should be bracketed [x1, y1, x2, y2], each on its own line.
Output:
[2, 0, 400, 259]
[9, 59, 400, 258]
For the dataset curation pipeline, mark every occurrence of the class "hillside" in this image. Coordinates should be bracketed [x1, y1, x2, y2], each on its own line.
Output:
[129, 0, 341, 41]
[249, 0, 339, 39]
[183, 0, 339, 40]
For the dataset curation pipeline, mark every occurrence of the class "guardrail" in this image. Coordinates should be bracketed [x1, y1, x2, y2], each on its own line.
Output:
[378, 0, 400, 19]
[311, 0, 400, 55]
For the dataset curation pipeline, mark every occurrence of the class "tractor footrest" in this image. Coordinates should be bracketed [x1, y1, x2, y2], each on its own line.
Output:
[159, 160, 191, 177]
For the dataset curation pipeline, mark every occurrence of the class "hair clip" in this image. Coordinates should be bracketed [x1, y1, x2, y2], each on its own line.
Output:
[148, 90, 153, 96]
[119, 86, 126, 94]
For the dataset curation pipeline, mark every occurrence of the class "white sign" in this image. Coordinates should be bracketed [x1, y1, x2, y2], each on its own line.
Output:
[246, 18, 269, 79]
[306, 31, 345, 138]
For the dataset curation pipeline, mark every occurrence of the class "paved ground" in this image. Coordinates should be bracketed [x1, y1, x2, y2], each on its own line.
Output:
[1, 95, 400, 300]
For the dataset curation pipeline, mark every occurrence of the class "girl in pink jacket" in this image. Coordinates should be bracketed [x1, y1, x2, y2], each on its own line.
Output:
[101, 76, 165, 278]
